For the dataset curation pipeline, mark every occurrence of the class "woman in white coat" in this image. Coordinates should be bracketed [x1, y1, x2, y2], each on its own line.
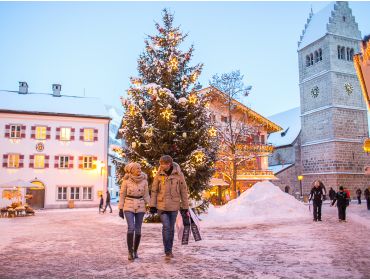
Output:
[118, 162, 150, 261]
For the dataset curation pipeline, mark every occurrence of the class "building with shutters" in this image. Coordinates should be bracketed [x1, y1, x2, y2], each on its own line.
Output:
[0, 82, 110, 209]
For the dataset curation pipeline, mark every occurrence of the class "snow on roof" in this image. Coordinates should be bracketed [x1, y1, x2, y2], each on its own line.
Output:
[267, 107, 301, 147]
[298, 2, 335, 50]
[0, 90, 110, 119]
[201, 180, 307, 226]
[269, 164, 294, 175]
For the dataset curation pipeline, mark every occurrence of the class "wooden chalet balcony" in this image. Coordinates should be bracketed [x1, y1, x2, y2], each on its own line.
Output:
[236, 169, 277, 180]
[235, 143, 274, 153]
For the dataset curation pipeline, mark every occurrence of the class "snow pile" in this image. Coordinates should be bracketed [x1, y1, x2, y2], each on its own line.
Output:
[201, 181, 307, 226]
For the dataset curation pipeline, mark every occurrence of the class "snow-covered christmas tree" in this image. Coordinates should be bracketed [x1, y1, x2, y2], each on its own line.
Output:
[117, 9, 218, 204]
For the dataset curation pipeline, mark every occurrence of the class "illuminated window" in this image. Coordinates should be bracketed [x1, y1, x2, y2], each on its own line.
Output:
[10, 125, 21, 138]
[35, 126, 47, 140]
[70, 187, 80, 200]
[60, 127, 71, 141]
[83, 156, 93, 169]
[34, 155, 45, 169]
[59, 156, 69, 169]
[57, 187, 67, 200]
[8, 154, 20, 168]
[82, 187, 92, 200]
[84, 128, 94, 142]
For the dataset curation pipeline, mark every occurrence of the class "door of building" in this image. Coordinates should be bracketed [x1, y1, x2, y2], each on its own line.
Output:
[26, 181, 45, 209]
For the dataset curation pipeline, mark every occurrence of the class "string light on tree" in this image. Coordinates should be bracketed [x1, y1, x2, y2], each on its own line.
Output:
[188, 94, 197, 104]
[192, 150, 206, 165]
[208, 127, 217, 137]
[161, 108, 173, 120]
[169, 57, 178, 71]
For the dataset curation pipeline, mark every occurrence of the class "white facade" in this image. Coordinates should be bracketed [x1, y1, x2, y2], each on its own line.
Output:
[0, 86, 110, 209]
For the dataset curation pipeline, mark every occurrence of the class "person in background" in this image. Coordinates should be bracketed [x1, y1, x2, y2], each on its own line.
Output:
[103, 190, 112, 213]
[331, 186, 349, 222]
[329, 187, 336, 202]
[356, 188, 362, 204]
[309, 180, 325, 222]
[364, 187, 370, 210]
[99, 194, 104, 214]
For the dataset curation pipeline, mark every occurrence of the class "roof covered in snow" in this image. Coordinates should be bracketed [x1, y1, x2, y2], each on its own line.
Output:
[298, 2, 335, 50]
[267, 107, 301, 147]
[269, 164, 294, 175]
[0, 90, 110, 119]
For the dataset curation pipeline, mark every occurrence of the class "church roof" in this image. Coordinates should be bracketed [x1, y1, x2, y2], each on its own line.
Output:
[267, 107, 301, 147]
[0, 90, 110, 119]
[268, 106, 370, 147]
[298, 2, 335, 50]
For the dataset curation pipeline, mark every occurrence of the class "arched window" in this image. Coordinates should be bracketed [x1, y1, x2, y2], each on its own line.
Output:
[338, 45, 341, 59]
[314, 50, 319, 63]
[346, 47, 351, 61]
[341, 47, 346, 59]
[310, 53, 314, 65]
[349, 48, 354, 61]
[306, 55, 310, 67]
[319, 48, 322, 61]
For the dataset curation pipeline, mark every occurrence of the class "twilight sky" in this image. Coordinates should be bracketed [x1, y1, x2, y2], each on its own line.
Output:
[0, 1, 370, 117]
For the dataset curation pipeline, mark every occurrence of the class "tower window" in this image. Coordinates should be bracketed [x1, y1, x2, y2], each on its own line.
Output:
[338, 46, 346, 60]
[314, 51, 319, 63]
[343, 16, 346, 22]
[310, 53, 314, 66]
[319, 48, 322, 61]
[306, 55, 310, 67]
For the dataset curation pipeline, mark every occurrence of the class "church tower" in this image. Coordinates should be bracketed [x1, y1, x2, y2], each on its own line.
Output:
[297, 1, 369, 193]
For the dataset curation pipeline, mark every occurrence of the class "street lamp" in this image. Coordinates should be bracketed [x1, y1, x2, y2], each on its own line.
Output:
[297, 175, 303, 198]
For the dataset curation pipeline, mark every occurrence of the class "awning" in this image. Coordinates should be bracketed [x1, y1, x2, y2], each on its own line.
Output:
[0, 179, 43, 189]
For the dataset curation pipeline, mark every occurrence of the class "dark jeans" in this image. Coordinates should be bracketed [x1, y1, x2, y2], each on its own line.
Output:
[357, 197, 361, 204]
[124, 211, 145, 235]
[159, 211, 178, 254]
[104, 202, 112, 212]
[367, 199, 370, 210]
[313, 201, 322, 221]
[99, 204, 103, 213]
[338, 206, 347, 220]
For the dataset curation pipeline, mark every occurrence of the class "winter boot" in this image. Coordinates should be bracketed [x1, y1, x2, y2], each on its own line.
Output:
[127, 233, 134, 261]
[133, 234, 141, 259]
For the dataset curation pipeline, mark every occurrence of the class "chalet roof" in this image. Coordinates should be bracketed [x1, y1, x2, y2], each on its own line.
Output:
[200, 86, 283, 134]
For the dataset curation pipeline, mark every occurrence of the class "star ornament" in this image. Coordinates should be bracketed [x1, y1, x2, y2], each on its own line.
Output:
[188, 94, 197, 104]
[161, 108, 173, 120]
[209, 127, 217, 137]
[169, 57, 178, 71]
[193, 151, 205, 164]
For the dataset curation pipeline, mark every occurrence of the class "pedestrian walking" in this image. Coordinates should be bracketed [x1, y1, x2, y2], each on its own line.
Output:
[309, 180, 325, 222]
[331, 186, 349, 222]
[103, 190, 112, 213]
[364, 187, 370, 210]
[99, 194, 104, 213]
[118, 162, 150, 261]
[356, 188, 362, 204]
[328, 187, 336, 202]
[150, 155, 189, 260]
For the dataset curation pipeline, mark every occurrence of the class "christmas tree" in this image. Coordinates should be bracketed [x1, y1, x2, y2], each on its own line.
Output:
[117, 9, 218, 206]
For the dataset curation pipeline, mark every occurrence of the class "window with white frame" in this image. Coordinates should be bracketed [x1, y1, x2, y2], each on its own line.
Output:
[84, 128, 94, 142]
[34, 154, 45, 169]
[10, 125, 21, 138]
[70, 187, 80, 200]
[82, 187, 92, 200]
[59, 156, 69, 169]
[57, 187, 67, 200]
[60, 127, 71, 141]
[83, 156, 93, 169]
[8, 154, 20, 168]
[35, 126, 47, 140]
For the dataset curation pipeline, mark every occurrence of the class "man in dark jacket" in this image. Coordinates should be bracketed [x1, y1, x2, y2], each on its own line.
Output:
[329, 187, 336, 202]
[331, 186, 349, 222]
[364, 188, 370, 210]
[309, 181, 325, 222]
[103, 190, 112, 213]
[356, 188, 362, 204]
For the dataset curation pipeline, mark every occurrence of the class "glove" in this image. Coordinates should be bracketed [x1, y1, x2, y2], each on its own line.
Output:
[149, 207, 157, 214]
[119, 209, 124, 220]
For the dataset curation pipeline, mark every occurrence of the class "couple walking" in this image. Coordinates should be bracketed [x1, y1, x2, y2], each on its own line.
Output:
[118, 155, 189, 261]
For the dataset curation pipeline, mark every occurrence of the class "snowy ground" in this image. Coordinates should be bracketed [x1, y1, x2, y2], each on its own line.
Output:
[0, 203, 369, 279]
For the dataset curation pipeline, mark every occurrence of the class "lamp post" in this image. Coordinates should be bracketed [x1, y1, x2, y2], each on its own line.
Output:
[298, 175, 303, 198]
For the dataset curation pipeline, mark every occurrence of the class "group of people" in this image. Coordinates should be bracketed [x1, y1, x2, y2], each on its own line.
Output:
[309, 180, 370, 223]
[117, 155, 189, 261]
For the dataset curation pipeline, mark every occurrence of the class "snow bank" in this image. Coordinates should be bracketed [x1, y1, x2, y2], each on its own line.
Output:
[201, 181, 307, 227]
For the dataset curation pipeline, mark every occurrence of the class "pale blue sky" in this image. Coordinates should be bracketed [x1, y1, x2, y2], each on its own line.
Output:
[1, 1, 370, 117]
